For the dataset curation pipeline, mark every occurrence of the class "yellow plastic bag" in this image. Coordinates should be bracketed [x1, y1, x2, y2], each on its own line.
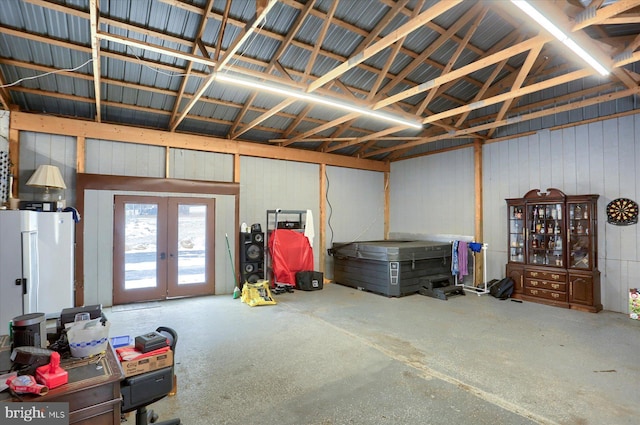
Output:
[241, 280, 277, 307]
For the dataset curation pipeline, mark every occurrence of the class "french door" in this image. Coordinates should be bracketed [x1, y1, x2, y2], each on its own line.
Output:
[113, 195, 215, 305]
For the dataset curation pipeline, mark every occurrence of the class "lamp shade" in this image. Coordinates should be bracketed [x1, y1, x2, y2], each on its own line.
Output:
[26, 165, 66, 189]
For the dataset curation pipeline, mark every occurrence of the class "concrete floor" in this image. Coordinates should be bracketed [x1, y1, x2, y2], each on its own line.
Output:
[106, 283, 640, 425]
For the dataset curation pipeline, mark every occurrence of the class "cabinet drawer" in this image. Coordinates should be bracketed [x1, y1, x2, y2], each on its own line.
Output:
[524, 286, 567, 302]
[525, 278, 566, 292]
[525, 270, 565, 282]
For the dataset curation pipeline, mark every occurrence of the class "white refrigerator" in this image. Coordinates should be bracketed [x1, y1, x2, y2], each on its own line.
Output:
[0, 210, 75, 333]
[37, 211, 75, 319]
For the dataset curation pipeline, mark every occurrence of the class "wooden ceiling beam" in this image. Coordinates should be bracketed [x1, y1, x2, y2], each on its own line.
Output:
[8, 86, 311, 137]
[169, 0, 277, 131]
[454, 57, 511, 128]
[486, 43, 543, 138]
[376, 34, 552, 110]
[169, 0, 215, 130]
[466, 81, 619, 127]
[600, 14, 640, 24]
[96, 31, 217, 68]
[355, 0, 412, 52]
[415, 5, 488, 116]
[281, 113, 359, 146]
[0, 57, 382, 141]
[0, 71, 11, 110]
[303, 0, 336, 79]
[572, 0, 640, 30]
[27, 0, 488, 115]
[88, 0, 102, 122]
[423, 68, 593, 125]
[366, 85, 640, 158]
[375, 2, 482, 102]
[7, 3, 451, 112]
[229, 0, 319, 139]
[307, 0, 463, 92]
[251, 1, 338, 139]
[325, 125, 406, 153]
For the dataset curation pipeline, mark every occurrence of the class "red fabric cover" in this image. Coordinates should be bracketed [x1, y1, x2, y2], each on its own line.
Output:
[268, 229, 314, 286]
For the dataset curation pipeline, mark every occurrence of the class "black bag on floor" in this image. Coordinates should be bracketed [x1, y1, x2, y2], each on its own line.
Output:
[296, 271, 323, 291]
[490, 277, 514, 299]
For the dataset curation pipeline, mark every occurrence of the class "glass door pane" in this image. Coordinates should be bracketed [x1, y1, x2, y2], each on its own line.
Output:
[509, 205, 524, 262]
[167, 198, 215, 298]
[124, 203, 159, 289]
[176, 204, 206, 285]
[113, 196, 167, 305]
[569, 202, 593, 269]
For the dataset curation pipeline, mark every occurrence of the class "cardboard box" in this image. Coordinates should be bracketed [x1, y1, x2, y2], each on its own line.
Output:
[121, 349, 173, 377]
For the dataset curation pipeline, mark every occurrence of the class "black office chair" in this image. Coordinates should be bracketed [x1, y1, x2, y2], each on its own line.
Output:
[120, 326, 180, 425]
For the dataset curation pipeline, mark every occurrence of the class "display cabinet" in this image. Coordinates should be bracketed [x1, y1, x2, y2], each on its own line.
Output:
[505, 189, 601, 312]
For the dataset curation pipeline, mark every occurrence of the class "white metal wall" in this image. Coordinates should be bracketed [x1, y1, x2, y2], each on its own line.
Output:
[389, 115, 639, 313]
[82, 144, 237, 306]
[390, 148, 475, 240]
[483, 115, 640, 313]
[17, 112, 639, 312]
[82, 189, 236, 307]
[324, 166, 385, 279]
[18, 131, 76, 205]
[86, 139, 165, 177]
[170, 148, 233, 181]
[240, 156, 320, 269]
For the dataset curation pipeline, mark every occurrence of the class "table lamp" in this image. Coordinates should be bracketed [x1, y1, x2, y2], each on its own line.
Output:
[26, 164, 66, 201]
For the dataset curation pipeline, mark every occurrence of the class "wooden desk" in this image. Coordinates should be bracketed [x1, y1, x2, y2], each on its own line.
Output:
[1, 336, 124, 425]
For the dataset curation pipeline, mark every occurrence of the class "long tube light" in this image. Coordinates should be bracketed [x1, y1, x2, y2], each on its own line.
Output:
[214, 72, 424, 130]
[510, 0, 609, 76]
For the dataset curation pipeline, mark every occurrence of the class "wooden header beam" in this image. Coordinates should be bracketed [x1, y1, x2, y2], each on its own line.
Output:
[9, 112, 389, 172]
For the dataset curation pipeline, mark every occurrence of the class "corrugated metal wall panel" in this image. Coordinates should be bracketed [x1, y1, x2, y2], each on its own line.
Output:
[324, 166, 385, 279]
[170, 148, 233, 182]
[83, 188, 237, 306]
[482, 115, 640, 313]
[85, 139, 165, 177]
[240, 156, 320, 269]
[169, 149, 233, 182]
[18, 131, 76, 205]
[390, 147, 475, 239]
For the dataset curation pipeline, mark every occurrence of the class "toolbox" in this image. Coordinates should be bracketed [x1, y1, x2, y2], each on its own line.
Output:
[135, 331, 169, 353]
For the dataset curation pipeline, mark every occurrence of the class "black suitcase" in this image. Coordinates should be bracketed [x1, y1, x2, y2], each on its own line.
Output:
[296, 271, 323, 291]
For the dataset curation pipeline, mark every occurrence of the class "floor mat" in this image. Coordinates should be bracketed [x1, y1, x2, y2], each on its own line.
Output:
[111, 302, 161, 312]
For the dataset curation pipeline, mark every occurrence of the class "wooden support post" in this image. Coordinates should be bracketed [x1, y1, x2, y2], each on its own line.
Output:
[319, 163, 326, 279]
[384, 170, 390, 239]
[76, 136, 86, 174]
[8, 106, 19, 198]
[474, 139, 484, 286]
[233, 153, 240, 183]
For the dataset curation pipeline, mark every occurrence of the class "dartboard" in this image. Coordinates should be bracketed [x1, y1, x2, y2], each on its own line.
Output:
[606, 198, 639, 225]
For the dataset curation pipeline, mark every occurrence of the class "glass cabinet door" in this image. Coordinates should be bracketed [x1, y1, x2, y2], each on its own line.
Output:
[568, 202, 594, 269]
[527, 203, 564, 266]
[509, 204, 525, 262]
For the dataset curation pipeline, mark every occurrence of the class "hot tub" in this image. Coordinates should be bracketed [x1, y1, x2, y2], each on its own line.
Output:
[331, 240, 452, 297]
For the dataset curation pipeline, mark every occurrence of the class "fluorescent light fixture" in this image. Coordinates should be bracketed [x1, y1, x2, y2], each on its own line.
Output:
[214, 72, 423, 130]
[510, 0, 609, 76]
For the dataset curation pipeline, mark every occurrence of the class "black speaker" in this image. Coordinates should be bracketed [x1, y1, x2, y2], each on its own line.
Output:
[240, 232, 264, 283]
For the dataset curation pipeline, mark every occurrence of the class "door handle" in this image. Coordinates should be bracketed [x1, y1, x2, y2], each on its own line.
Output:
[160, 252, 166, 260]
[16, 278, 27, 295]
